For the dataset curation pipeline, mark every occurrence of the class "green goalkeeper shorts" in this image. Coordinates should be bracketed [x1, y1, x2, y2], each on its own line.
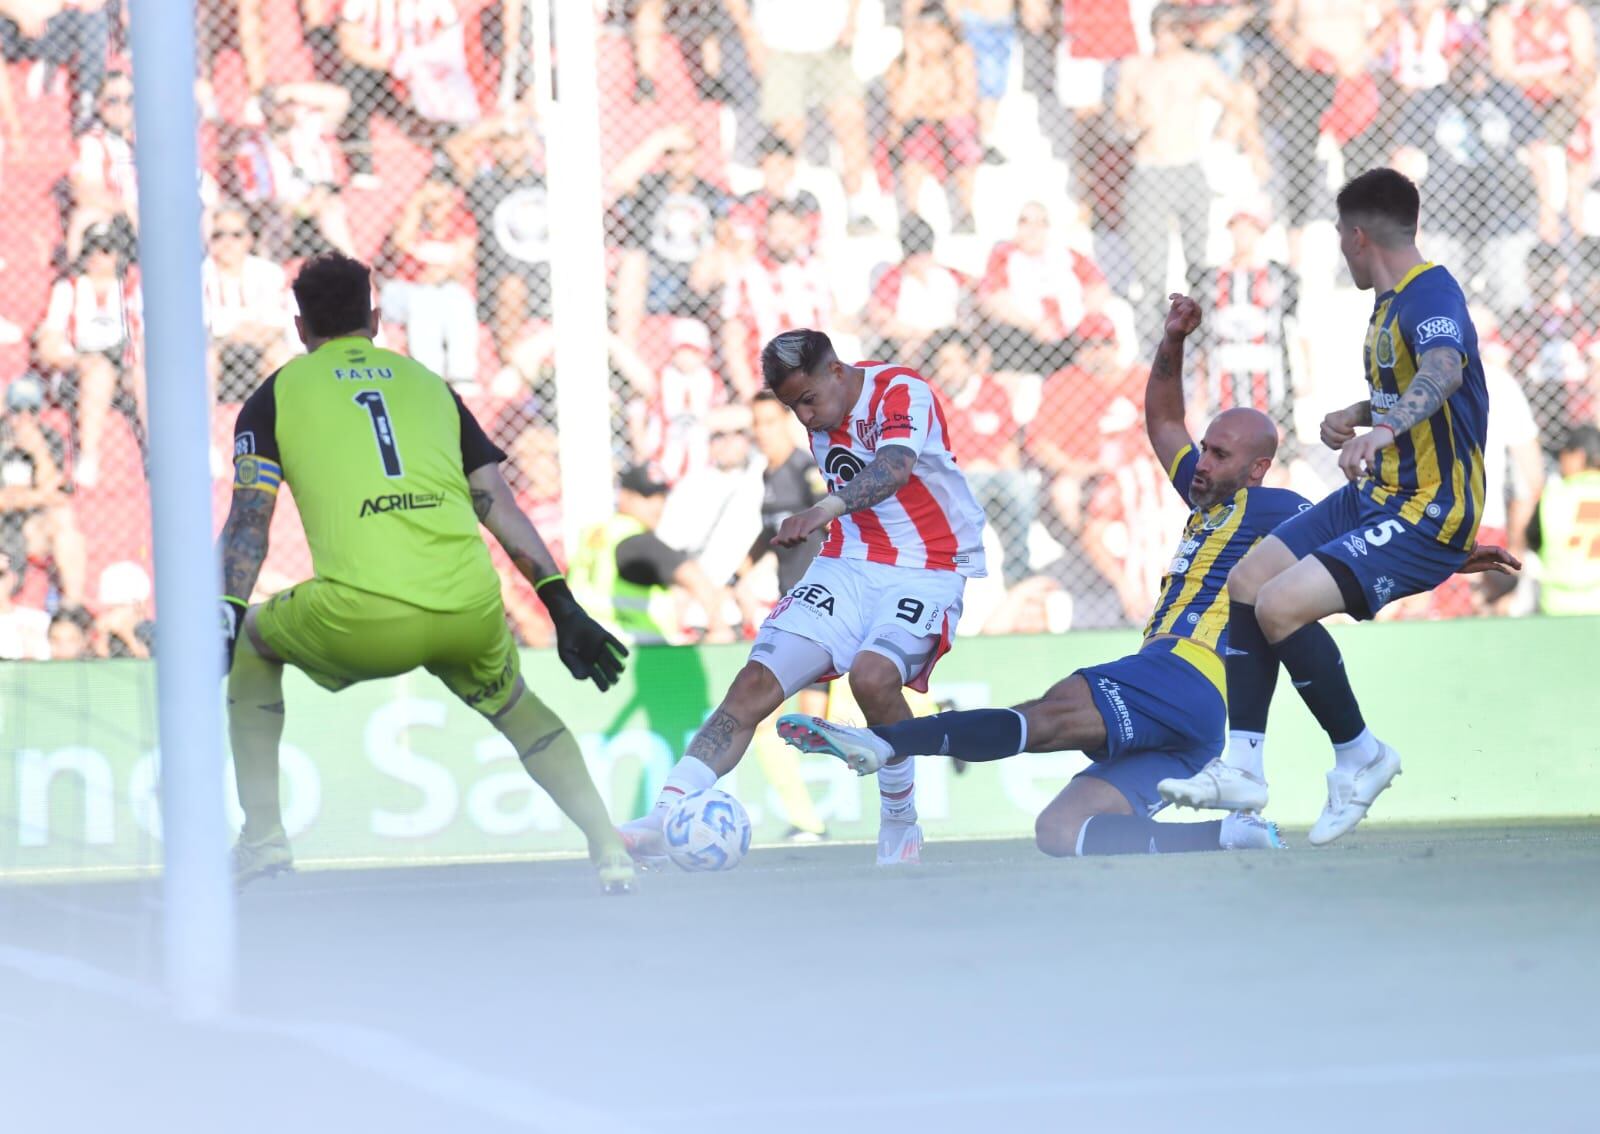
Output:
[254, 577, 521, 716]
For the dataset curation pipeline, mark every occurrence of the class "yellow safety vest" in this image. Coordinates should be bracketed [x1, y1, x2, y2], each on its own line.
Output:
[568, 513, 672, 644]
[1539, 470, 1600, 616]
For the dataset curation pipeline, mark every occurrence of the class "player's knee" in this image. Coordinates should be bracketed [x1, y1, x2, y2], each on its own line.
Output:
[1034, 810, 1084, 858]
[1254, 581, 1306, 641]
[847, 656, 902, 716]
[724, 660, 785, 721]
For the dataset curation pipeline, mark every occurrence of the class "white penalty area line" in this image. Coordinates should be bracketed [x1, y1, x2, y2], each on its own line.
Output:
[0, 943, 656, 1134]
[640, 1052, 1600, 1121]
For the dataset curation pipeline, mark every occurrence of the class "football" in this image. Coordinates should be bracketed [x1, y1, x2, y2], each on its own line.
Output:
[663, 789, 752, 872]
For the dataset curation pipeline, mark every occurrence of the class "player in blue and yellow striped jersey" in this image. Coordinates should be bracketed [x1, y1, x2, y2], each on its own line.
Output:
[774, 295, 1302, 857]
[1160, 169, 1520, 844]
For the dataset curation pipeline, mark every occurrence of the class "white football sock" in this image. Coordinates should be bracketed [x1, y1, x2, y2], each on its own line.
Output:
[653, 755, 717, 812]
[1332, 727, 1379, 774]
[878, 756, 917, 823]
[1223, 730, 1267, 780]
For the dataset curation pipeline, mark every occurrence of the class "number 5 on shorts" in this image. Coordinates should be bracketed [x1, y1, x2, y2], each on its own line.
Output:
[1364, 518, 1404, 546]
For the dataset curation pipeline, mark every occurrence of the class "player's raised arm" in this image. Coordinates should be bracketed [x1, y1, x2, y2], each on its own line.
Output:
[1145, 293, 1201, 473]
[466, 463, 629, 691]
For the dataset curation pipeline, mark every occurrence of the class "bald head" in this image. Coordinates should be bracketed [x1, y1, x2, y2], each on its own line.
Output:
[1189, 408, 1279, 508]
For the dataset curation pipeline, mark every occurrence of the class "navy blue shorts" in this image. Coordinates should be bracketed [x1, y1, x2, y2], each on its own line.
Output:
[1270, 483, 1468, 619]
[1073, 645, 1225, 817]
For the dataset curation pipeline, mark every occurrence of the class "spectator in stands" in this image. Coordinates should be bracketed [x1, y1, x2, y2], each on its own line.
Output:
[380, 170, 479, 386]
[945, 0, 1014, 162]
[202, 202, 294, 404]
[1375, 0, 1470, 100]
[230, 81, 357, 259]
[334, 0, 476, 186]
[1015, 0, 1071, 160]
[720, 199, 834, 398]
[886, 3, 983, 233]
[977, 200, 1111, 379]
[1114, 6, 1239, 348]
[609, 319, 722, 483]
[1263, 0, 1372, 264]
[47, 603, 93, 659]
[736, 0, 877, 231]
[93, 558, 152, 658]
[1506, 240, 1585, 445]
[732, 132, 822, 245]
[630, 0, 747, 104]
[34, 221, 142, 489]
[1488, 0, 1595, 242]
[197, 0, 271, 120]
[489, 403, 560, 647]
[608, 122, 727, 352]
[0, 42, 22, 154]
[1196, 208, 1300, 435]
[0, 555, 48, 659]
[450, 113, 551, 369]
[924, 328, 1034, 586]
[866, 214, 967, 362]
[1024, 312, 1141, 540]
[1531, 423, 1600, 615]
[64, 67, 137, 260]
[0, 0, 111, 131]
[0, 372, 86, 609]
[1393, 42, 1540, 314]
[657, 403, 761, 638]
[1480, 329, 1546, 614]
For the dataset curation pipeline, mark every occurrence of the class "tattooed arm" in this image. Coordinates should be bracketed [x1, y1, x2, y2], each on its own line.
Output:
[772, 446, 917, 548]
[1378, 346, 1464, 435]
[220, 488, 277, 602]
[1335, 346, 1464, 481]
[466, 463, 561, 585]
[1146, 294, 1201, 472]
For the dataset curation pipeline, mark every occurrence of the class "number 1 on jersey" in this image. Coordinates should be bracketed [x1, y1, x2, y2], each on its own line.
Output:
[354, 389, 403, 477]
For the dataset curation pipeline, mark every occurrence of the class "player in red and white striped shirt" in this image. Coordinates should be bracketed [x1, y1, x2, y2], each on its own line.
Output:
[620, 328, 987, 866]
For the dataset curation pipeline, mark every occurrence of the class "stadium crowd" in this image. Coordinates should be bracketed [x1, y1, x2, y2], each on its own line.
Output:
[0, 0, 1598, 660]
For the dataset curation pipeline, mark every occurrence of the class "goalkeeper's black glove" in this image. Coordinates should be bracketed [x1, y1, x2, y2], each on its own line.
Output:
[536, 578, 629, 692]
[221, 596, 247, 673]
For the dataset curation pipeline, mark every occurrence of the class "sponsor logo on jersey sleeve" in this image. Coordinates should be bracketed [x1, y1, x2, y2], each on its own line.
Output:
[235, 431, 255, 456]
[1414, 316, 1461, 346]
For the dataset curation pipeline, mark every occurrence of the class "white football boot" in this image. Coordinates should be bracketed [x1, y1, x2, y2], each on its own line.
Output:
[1308, 741, 1402, 846]
[593, 847, 638, 896]
[1157, 757, 1270, 812]
[617, 811, 670, 869]
[1219, 811, 1287, 851]
[233, 829, 294, 889]
[876, 818, 923, 866]
[776, 714, 893, 776]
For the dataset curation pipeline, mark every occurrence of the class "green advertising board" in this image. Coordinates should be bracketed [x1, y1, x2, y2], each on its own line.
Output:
[3, 616, 1597, 879]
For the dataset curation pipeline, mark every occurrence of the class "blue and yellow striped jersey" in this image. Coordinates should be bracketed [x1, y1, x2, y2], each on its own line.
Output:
[1360, 262, 1488, 550]
[1142, 445, 1308, 687]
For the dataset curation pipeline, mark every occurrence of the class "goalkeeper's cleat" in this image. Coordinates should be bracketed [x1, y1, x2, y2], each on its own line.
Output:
[776, 714, 892, 776]
[617, 812, 670, 869]
[594, 848, 637, 895]
[233, 829, 293, 889]
[1308, 742, 1401, 846]
[876, 819, 923, 866]
[1158, 757, 1269, 812]
[1219, 811, 1286, 851]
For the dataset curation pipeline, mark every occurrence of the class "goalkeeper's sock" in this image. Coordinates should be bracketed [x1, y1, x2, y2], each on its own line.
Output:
[1075, 815, 1224, 856]
[652, 755, 717, 813]
[1272, 622, 1367, 747]
[871, 707, 1027, 761]
[227, 641, 286, 842]
[494, 690, 623, 857]
[877, 755, 916, 823]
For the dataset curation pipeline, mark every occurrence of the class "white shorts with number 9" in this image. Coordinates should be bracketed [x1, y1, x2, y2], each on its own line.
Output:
[750, 556, 966, 697]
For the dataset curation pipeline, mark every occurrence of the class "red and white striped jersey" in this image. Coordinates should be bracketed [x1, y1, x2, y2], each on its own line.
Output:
[72, 125, 138, 216]
[977, 241, 1105, 340]
[340, 0, 460, 65]
[722, 253, 833, 378]
[810, 363, 987, 577]
[202, 254, 291, 341]
[44, 271, 138, 356]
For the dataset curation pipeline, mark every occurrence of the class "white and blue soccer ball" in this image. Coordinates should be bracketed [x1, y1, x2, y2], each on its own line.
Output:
[663, 789, 752, 872]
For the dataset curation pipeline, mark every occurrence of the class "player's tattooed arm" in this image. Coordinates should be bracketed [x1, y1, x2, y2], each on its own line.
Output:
[219, 489, 277, 601]
[835, 445, 916, 513]
[467, 464, 561, 582]
[1378, 346, 1463, 438]
[1145, 294, 1201, 471]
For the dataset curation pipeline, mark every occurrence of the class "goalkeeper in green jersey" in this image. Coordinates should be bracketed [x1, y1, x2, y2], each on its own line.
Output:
[217, 253, 634, 894]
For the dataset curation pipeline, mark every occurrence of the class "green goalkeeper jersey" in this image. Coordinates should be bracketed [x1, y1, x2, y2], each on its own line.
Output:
[230, 336, 505, 612]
